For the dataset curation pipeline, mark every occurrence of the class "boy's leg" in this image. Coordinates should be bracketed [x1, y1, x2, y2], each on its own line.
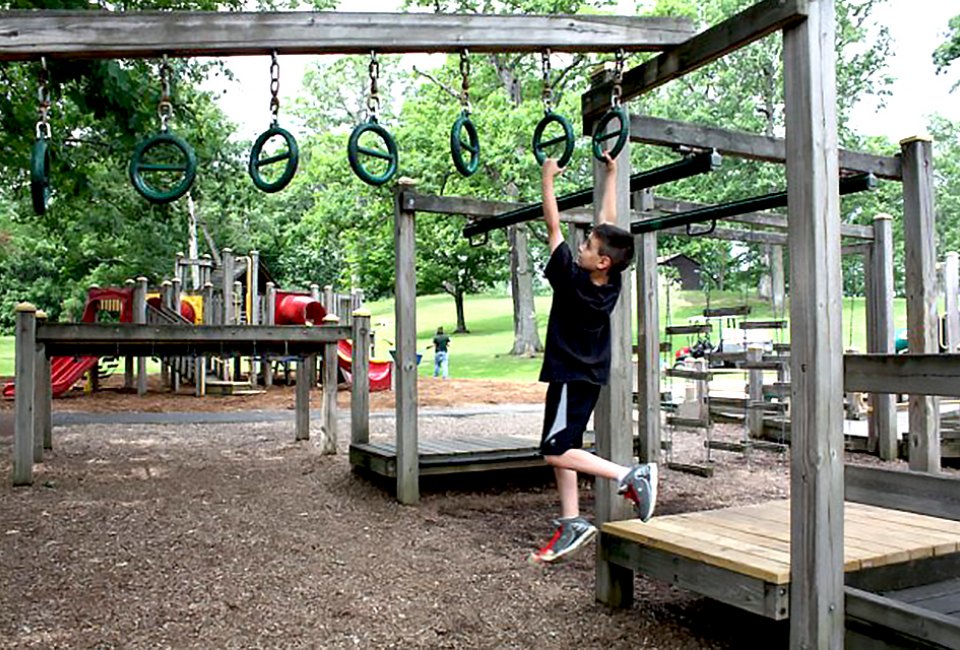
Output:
[433, 355, 440, 377]
[441, 352, 448, 379]
[554, 466, 580, 518]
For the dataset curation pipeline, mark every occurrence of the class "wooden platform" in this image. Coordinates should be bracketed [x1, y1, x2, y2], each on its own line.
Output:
[602, 500, 960, 620]
[350, 435, 557, 477]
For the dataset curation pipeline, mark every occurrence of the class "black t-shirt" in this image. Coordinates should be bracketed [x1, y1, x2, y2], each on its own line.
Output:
[433, 334, 450, 353]
[539, 242, 622, 385]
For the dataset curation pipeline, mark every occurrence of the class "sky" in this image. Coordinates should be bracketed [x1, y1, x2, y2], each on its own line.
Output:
[209, 0, 960, 143]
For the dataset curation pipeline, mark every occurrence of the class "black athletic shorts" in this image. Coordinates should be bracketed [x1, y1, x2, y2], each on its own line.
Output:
[539, 381, 602, 456]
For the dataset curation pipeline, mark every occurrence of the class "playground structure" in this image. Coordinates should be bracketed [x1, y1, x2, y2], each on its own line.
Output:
[5, 2, 960, 647]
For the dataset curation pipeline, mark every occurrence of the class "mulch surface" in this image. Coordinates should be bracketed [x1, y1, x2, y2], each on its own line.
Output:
[0, 377, 906, 648]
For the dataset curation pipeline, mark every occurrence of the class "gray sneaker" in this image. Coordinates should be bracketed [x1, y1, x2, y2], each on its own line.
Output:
[528, 516, 598, 565]
[619, 463, 658, 522]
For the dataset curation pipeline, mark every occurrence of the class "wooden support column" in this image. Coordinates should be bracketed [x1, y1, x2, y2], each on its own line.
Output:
[746, 345, 764, 438]
[593, 69, 635, 607]
[317, 313, 338, 451]
[197, 281, 214, 397]
[134, 277, 148, 396]
[263, 282, 276, 388]
[351, 309, 371, 446]
[221, 248, 235, 326]
[866, 214, 898, 459]
[634, 188, 660, 465]
[394, 179, 419, 505]
[34, 311, 51, 461]
[171, 277, 182, 392]
[13, 303, 37, 486]
[160, 280, 172, 389]
[783, 2, 845, 646]
[944, 251, 959, 352]
[771, 245, 785, 314]
[901, 135, 941, 473]
[123, 279, 135, 390]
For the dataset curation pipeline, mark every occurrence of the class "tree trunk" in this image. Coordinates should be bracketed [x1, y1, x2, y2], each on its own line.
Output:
[509, 224, 543, 356]
[454, 289, 467, 334]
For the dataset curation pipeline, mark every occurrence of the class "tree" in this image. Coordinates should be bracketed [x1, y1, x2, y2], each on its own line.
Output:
[934, 14, 960, 73]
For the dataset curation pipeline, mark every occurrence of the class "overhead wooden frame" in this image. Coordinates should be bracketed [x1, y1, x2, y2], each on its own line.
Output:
[0, 11, 694, 61]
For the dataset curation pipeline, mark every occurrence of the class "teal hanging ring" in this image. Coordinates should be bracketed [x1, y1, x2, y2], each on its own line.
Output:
[249, 125, 299, 193]
[347, 119, 399, 187]
[450, 111, 480, 177]
[30, 138, 51, 215]
[591, 106, 629, 161]
[532, 112, 575, 168]
[129, 132, 197, 204]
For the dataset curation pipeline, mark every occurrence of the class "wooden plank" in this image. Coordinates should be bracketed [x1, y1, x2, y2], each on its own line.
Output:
[581, 0, 808, 124]
[739, 320, 787, 329]
[350, 312, 371, 446]
[665, 416, 710, 429]
[901, 136, 942, 472]
[0, 11, 694, 60]
[843, 354, 960, 398]
[394, 179, 419, 505]
[665, 324, 712, 335]
[845, 465, 960, 523]
[665, 461, 714, 478]
[12, 304, 37, 486]
[867, 214, 899, 459]
[703, 306, 752, 317]
[630, 116, 902, 181]
[846, 587, 960, 650]
[664, 368, 713, 380]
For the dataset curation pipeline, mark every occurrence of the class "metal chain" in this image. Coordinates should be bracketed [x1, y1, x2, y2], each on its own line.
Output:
[269, 50, 280, 125]
[459, 49, 471, 114]
[35, 57, 51, 140]
[540, 49, 554, 114]
[611, 48, 625, 108]
[158, 55, 173, 132]
[367, 50, 381, 120]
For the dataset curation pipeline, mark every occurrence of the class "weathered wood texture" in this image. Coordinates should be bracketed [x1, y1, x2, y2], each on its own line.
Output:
[845, 464, 960, 522]
[901, 137, 941, 472]
[626, 115, 902, 180]
[351, 312, 371, 446]
[866, 215, 898, 459]
[783, 2, 845, 646]
[945, 252, 960, 352]
[0, 10, 693, 60]
[635, 192, 661, 465]
[13, 304, 36, 486]
[845, 587, 960, 650]
[844, 354, 960, 398]
[394, 180, 419, 505]
[581, 0, 808, 124]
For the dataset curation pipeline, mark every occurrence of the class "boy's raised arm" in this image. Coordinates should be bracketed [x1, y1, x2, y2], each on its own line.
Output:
[597, 152, 618, 225]
[542, 158, 564, 253]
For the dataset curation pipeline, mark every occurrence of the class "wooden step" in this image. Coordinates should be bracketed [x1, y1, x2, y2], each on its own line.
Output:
[740, 320, 788, 330]
[667, 416, 711, 429]
[666, 461, 714, 478]
[665, 324, 712, 335]
[665, 368, 713, 381]
[703, 306, 752, 318]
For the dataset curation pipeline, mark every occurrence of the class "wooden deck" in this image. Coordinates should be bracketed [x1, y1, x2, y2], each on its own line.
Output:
[350, 435, 557, 477]
[602, 500, 960, 620]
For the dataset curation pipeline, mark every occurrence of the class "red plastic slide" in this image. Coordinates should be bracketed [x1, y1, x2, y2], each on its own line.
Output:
[2, 355, 99, 398]
[336, 340, 393, 392]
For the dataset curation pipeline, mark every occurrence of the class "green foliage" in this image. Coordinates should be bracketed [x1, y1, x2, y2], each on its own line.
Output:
[934, 14, 960, 73]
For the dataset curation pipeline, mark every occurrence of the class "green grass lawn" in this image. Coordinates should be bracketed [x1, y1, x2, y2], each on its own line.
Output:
[0, 290, 911, 380]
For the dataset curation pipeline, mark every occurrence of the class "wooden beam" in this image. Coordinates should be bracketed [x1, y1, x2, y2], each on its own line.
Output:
[403, 192, 593, 224]
[844, 354, 960, 398]
[12, 304, 36, 486]
[394, 179, 419, 505]
[783, 2, 844, 645]
[581, 0, 808, 125]
[901, 136, 941, 472]
[846, 587, 960, 650]
[845, 465, 960, 521]
[0, 11, 693, 61]
[865, 215, 898, 459]
[626, 115, 902, 181]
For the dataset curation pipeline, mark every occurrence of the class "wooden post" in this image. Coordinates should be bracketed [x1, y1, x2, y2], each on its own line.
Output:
[249, 250, 261, 387]
[197, 281, 214, 397]
[746, 345, 764, 438]
[783, 2, 845, 646]
[13, 303, 37, 486]
[901, 135, 941, 473]
[944, 251, 959, 352]
[222, 248, 235, 326]
[295, 350, 312, 443]
[634, 188, 660, 467]
[310, 283, 320, 302]
[263, 282, 276, 388]
[771, 245, 785, 314]
[351, 309, 371, 446]
[323, 285, 335, 317]
[123, 280, 135, 389]
[160, 280, 172, 389]
[318, 313, 339, 452]
[592, 67, 635, 608]
[394, 178, 420, 505]
[866, 214, 898, 459]
[134, 277, 148, 395]
[34, 311, 51, 461]
[171, 276, 182, 393]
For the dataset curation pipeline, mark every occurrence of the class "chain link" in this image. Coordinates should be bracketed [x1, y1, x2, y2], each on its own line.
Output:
[269, 51, 280, 125]
[35, 56, 51, 140]
[540, 49, 554, 114]
[158, 55, 173, 132]
[611, 48, 625, 108]
[367, 50, 381, 119]
[459, 49, 471, 114]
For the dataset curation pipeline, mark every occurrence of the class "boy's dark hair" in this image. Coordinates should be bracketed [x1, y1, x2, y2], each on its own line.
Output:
[593, 223, 635, 274]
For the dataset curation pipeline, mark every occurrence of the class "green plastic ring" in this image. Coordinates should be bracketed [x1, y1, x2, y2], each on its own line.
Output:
[30, 138, 51, 215]
[591, 106, 629, 161]
[532, 112, 575, 168]
[249, 126, 300, 193]
[347, 119, 399, 187]
[450, 111, 480, 177]
[129, 132, 197, 204]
